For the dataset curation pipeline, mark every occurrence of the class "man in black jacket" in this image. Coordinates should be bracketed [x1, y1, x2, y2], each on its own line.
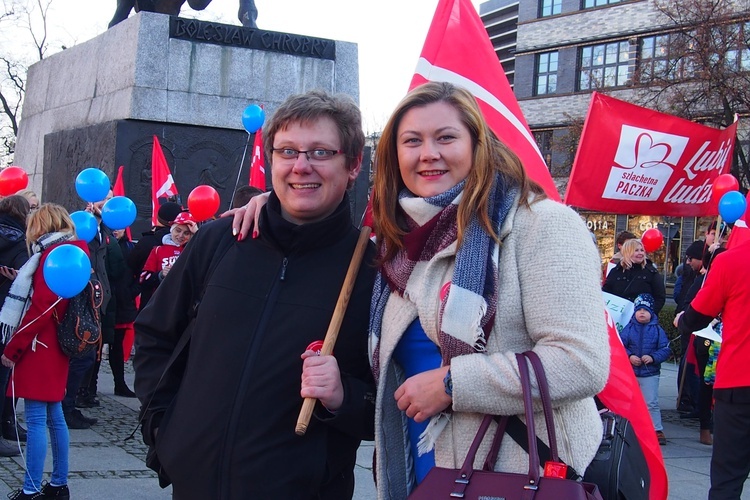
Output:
[134, 90, 376, 499]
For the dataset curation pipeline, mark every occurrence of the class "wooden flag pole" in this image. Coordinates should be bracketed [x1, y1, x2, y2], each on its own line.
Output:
[295, 226, 372, 436]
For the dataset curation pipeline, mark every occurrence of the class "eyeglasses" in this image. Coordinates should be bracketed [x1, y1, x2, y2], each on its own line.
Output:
[271, 147, 344, 163]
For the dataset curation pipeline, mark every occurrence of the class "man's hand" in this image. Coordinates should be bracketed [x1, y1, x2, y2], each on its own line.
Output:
[394, 365, 452, 423]
[673, 311, 684, 328]
[300, 350, 344, 411]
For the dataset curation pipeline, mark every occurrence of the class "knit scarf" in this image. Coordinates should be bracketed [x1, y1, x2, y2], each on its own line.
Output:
[0, 232, 74, 344]
[369, 176, 517, 453]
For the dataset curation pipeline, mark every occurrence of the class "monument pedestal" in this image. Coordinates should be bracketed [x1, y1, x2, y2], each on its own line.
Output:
[15, 12, 365, 234]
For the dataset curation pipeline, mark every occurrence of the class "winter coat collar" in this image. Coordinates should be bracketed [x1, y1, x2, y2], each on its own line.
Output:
[259, 191, 353, 254]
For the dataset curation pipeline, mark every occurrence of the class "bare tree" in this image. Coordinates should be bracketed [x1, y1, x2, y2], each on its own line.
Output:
[0, 0, 54, 165]
[634, 0, 750, 186]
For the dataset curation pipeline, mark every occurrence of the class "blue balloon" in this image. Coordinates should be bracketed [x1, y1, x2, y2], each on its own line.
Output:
[101, 196, 136, 230]
[718, 190, 747, 224]
[43, 244, 90, 298]
[75, 168, 110, 203]
[241, 104, 265, 134]
[70, 211, 97, 243]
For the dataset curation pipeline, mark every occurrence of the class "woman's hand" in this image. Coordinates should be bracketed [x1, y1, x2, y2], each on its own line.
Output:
[394, 366, 452, 423]
[0, 267, 17, 281]
[186, 220, 199, 234]
[300, 350, 344, 411]
[1, 355, 14, 368]
[220, 192, 270, 241]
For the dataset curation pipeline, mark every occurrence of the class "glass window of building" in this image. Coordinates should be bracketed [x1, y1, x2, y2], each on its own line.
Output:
[535, 52, 559, 95]
[582, 0, 621, 8]
[539, 0, 562, 17]
[579, 41, 630, 90]
[533, 130, 554, 169]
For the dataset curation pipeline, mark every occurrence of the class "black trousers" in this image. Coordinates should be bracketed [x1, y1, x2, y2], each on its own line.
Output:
[710, 388, 750, 499]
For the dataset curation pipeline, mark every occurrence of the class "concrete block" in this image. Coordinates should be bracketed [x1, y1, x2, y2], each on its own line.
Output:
[167, 39, 193, 93]
[44, 41, 98, 111]
[334, 41, 360, 103]
[131, 87, 168, 122]
[166, 91, 223, 128]
[134, 13, 170, 90]
[88, 88, 135, 124]
[21, 61, 51, 119]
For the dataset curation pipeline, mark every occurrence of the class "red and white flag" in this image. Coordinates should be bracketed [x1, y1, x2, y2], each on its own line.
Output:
[565, 92, 737, 216]
[599, 311, 669, 499]
[410, 0, 559, 200]
[249, 129, 266, 190]
[151, 135, 179, 226]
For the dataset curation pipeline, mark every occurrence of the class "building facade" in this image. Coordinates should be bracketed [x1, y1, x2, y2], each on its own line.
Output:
[480, 0, 750, 276]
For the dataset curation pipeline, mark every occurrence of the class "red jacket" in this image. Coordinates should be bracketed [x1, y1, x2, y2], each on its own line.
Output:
[141, 243, 185, 278]
[5, 240, 89, 402]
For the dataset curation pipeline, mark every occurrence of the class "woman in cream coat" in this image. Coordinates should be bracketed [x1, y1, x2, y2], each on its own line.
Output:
[369, 82, 610, 498]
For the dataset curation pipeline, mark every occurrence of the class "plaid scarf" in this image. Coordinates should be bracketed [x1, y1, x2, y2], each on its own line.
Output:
[0, 232, 74, 344]
[370, 176, 518, 381]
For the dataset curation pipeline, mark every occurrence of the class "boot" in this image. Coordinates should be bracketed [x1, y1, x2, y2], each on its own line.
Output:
[3, 418, 27, 442]
[0, 437, 19, 457]
[700, 429, 713, 445]
[114, 384, 136, 398]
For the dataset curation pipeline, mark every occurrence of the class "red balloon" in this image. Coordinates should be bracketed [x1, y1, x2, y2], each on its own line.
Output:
[0, 166, 29, 196]
[641, 228, 664, 253]
[711, 174, 739, 205]
[187, 185, 220, 222]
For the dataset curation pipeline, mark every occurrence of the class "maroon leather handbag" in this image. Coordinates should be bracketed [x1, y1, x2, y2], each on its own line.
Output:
[409, 351, 603, 500]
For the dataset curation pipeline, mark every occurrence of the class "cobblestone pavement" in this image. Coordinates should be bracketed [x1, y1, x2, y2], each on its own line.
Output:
[1, 360, 747, 499]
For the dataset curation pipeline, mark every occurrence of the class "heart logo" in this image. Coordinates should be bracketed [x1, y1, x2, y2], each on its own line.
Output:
[634, 133, 673, 169]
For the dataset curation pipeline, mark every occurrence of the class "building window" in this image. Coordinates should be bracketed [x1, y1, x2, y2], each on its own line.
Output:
[582, 0, 621, 8]
[539, 0, 561, 17]
[724, 22, 750, 72]
[535, 52, 558, 95]
[579, 41, 630, 90]
[533, 130, 554, 169]
[639, 34, 691, 81]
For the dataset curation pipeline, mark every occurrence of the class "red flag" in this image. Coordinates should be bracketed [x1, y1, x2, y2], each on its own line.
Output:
[112, 165, 132, 240]
[565, 92, 737, 216]
[151, 136, 179, 227]
[249, 129, 265, 190]
[410, 0, 559, 200]
[599, 311, 668, 499]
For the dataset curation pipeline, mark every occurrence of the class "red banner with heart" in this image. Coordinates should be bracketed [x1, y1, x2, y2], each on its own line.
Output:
[565, 92, 738, 216]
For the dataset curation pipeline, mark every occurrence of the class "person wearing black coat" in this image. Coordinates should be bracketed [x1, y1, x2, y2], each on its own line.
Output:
[603, 238, 666, 314]
[134, 90, 376, 499]
[0, 195, 31, 455]
[109, 229, 139, 397]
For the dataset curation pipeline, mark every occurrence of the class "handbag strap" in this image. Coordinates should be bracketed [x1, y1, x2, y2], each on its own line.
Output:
[523, 351, 560, 461]
[516, 352, 542, 494]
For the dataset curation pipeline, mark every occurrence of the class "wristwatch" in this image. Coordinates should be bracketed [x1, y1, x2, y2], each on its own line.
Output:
[443, 368, 453, 397]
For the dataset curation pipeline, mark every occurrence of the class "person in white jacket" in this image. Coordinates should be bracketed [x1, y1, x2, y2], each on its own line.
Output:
[368, 81, 610, 498]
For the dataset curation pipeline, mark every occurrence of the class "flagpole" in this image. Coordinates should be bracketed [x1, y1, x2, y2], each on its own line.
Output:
[231, 134, 252, 207]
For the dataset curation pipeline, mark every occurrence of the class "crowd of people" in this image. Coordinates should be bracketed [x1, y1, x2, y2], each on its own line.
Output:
[0, 80, 745, 500]
[0, 184, 202, 499]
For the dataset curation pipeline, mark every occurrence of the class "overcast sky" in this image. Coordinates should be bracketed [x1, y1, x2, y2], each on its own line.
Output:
[2, 0, 486, 132]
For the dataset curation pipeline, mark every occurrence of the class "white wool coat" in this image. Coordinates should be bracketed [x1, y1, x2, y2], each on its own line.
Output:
[373, 195, 611, 499]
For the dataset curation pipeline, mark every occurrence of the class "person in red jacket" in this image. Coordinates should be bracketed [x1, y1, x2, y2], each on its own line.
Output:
[0, 204, 88, 500]
[139, 212, 197, 307]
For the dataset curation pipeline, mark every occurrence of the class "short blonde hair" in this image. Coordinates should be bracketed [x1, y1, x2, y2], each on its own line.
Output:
[26, 203, 76, 252]
[619, 238, 645, 270]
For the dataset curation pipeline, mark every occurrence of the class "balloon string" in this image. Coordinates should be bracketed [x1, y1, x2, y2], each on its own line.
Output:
[231, 134, 252, 209]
